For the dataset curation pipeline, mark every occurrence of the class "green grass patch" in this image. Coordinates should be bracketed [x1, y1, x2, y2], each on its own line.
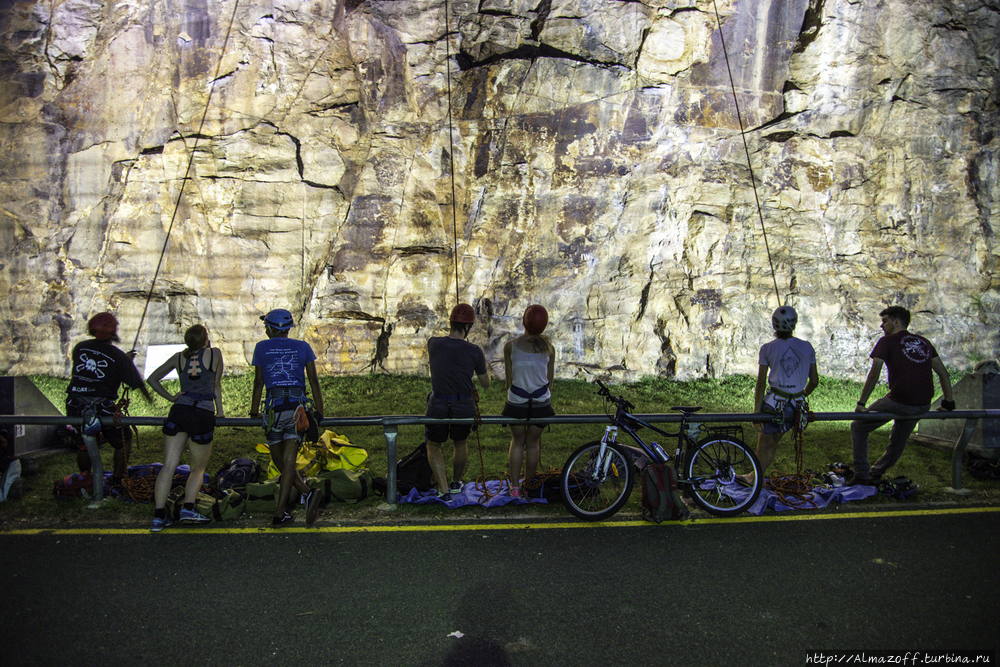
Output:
[3, 373, 996, 527]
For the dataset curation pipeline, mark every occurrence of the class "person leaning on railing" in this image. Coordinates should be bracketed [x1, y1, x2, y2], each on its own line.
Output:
[146, 324, 225, 532]
[850, 306, 955, 486]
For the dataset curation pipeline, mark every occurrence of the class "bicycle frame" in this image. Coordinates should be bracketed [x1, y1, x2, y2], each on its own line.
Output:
[593, 385, 741, 489]
[597, 405, 694, 477]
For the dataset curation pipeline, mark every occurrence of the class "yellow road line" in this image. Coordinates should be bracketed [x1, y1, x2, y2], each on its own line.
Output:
[3, 506, 998, 536]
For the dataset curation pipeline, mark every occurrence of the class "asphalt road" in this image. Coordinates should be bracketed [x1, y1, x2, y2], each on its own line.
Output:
[2, 509, 998, 667]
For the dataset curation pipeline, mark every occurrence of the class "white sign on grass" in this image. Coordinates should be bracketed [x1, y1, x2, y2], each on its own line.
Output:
[143, 344, 186, 380]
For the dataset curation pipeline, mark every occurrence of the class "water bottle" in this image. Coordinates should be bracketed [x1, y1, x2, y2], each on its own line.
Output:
[686, 422, 701, 440]
[650, 442, 669, 463]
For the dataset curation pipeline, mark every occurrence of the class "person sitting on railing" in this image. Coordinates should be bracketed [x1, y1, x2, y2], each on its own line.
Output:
[743, 305, 819, 483]
[503, 304, 555, 499]
[65, 312, 152, 508]
[850, 306, 955, 486]
[146, 324, 225, 532]
[425, 304, 491, 500]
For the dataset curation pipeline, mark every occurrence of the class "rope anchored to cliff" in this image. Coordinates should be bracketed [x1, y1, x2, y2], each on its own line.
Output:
[131, 0, 242, 352]
[711, 0, 783, 307]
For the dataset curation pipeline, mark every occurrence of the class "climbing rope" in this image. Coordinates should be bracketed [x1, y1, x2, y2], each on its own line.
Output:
[132, 0, 242, 351]
[469, 388, 503, 503]
[710, 0, 782, 307]
[764, 401, 817, 508]
[443, 0, 461, 304]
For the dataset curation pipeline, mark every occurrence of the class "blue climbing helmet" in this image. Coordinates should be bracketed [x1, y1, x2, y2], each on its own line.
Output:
[261, 308, 294, 331]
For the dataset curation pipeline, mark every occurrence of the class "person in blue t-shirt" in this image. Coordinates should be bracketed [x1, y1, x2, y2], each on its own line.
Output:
[249, 309, 325, 526]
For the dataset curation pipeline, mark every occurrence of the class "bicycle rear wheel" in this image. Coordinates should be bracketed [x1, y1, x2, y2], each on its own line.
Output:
[685, 436, 762, 516]
[560, 440, 634, 521]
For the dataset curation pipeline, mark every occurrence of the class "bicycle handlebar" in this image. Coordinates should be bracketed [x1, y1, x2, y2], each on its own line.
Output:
[593, 379, 634, 412]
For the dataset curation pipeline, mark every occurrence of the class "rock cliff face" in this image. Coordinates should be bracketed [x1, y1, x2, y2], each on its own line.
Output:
[1, 0, 998, 383]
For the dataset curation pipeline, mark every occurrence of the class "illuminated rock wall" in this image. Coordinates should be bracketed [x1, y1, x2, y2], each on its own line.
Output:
[1, 0, 997, 382]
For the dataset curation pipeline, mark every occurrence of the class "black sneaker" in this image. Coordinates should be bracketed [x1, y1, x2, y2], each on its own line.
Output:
[304, 490, 321, 526]
[846, 474, 876, 487]
[272, 512, 294, 527]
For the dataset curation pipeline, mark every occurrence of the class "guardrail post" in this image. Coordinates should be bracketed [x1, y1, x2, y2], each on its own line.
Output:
[384, 423, 398, 505]
[944, 418, 979, 496]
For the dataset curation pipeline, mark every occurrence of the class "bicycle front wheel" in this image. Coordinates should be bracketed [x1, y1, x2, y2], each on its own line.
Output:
[560, 440, 634, 521]
[685, 436, 762, 517]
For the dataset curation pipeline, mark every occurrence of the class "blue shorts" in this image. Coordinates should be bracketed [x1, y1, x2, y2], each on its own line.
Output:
[265, 408, 301, 445]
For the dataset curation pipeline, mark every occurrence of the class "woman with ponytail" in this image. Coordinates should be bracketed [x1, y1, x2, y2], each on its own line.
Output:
[146, 324, 225, 531]
[503, 305, 556, 499]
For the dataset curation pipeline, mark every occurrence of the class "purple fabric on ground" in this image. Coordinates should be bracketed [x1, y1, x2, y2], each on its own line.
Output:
[397, 479, 551, 507]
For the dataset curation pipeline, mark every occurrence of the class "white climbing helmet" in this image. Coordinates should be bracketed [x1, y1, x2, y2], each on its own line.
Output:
[772, 306, 798, 333]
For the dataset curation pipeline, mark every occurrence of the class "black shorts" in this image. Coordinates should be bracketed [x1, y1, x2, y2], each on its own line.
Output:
[162, 403, 216, 444]
[501, 401, 555, 422]
[66, 397, 131, 450]
[425, 395, 477, 443]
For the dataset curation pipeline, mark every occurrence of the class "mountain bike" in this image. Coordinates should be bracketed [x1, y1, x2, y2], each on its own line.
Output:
[559, 380, 763, 521]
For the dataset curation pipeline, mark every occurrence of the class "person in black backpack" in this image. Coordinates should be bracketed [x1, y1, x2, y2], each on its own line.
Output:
[425, 304, 491, 500]
[146, 324, 225, 532]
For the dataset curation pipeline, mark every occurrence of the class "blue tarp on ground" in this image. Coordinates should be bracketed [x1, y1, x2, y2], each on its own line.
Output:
[397, 478, 881, 514]
[397, 480, 543, 508]
[747, 482, 879, 514]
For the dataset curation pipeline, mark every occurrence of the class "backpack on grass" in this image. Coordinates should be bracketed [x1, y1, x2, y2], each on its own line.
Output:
[640, 462, 690, 523]
[215, 457, 263, 491]
[165, 486, 246, 521]
[53, 471, 95, 500]
[395, 441, 433, 495]
[308, 468, 374, 504]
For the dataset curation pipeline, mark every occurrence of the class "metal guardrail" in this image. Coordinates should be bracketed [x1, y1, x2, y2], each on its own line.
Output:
[2, 410, 997, 499]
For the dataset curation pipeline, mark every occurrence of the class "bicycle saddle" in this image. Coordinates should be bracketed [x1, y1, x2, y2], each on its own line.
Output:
[671, 406, 703, 413]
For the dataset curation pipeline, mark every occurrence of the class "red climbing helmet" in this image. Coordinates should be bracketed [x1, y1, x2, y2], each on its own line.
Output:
[522, 304, 548, 336]
[88, 313, 119, 341]
[450, 303, 476, 324]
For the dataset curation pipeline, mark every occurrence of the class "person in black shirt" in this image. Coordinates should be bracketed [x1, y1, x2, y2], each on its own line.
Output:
[65, 313, 151, 506]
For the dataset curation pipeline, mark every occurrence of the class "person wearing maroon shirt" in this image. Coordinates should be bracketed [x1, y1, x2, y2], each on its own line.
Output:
[849, 306, 955, 485]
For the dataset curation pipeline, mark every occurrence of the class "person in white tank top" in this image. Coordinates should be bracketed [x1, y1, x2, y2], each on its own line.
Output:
[502, 305, 556, 499]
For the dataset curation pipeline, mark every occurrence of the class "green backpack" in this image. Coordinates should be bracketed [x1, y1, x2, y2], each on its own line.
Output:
[165, 486, 246, 521]
[309, 468, 374, 504]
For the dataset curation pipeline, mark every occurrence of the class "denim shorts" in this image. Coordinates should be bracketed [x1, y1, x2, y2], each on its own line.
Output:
[761, 394, 807, 435]
[265, 408, 301, 445]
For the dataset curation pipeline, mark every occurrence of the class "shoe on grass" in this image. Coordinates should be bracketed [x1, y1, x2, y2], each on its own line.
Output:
[450, 480, 464, 494]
